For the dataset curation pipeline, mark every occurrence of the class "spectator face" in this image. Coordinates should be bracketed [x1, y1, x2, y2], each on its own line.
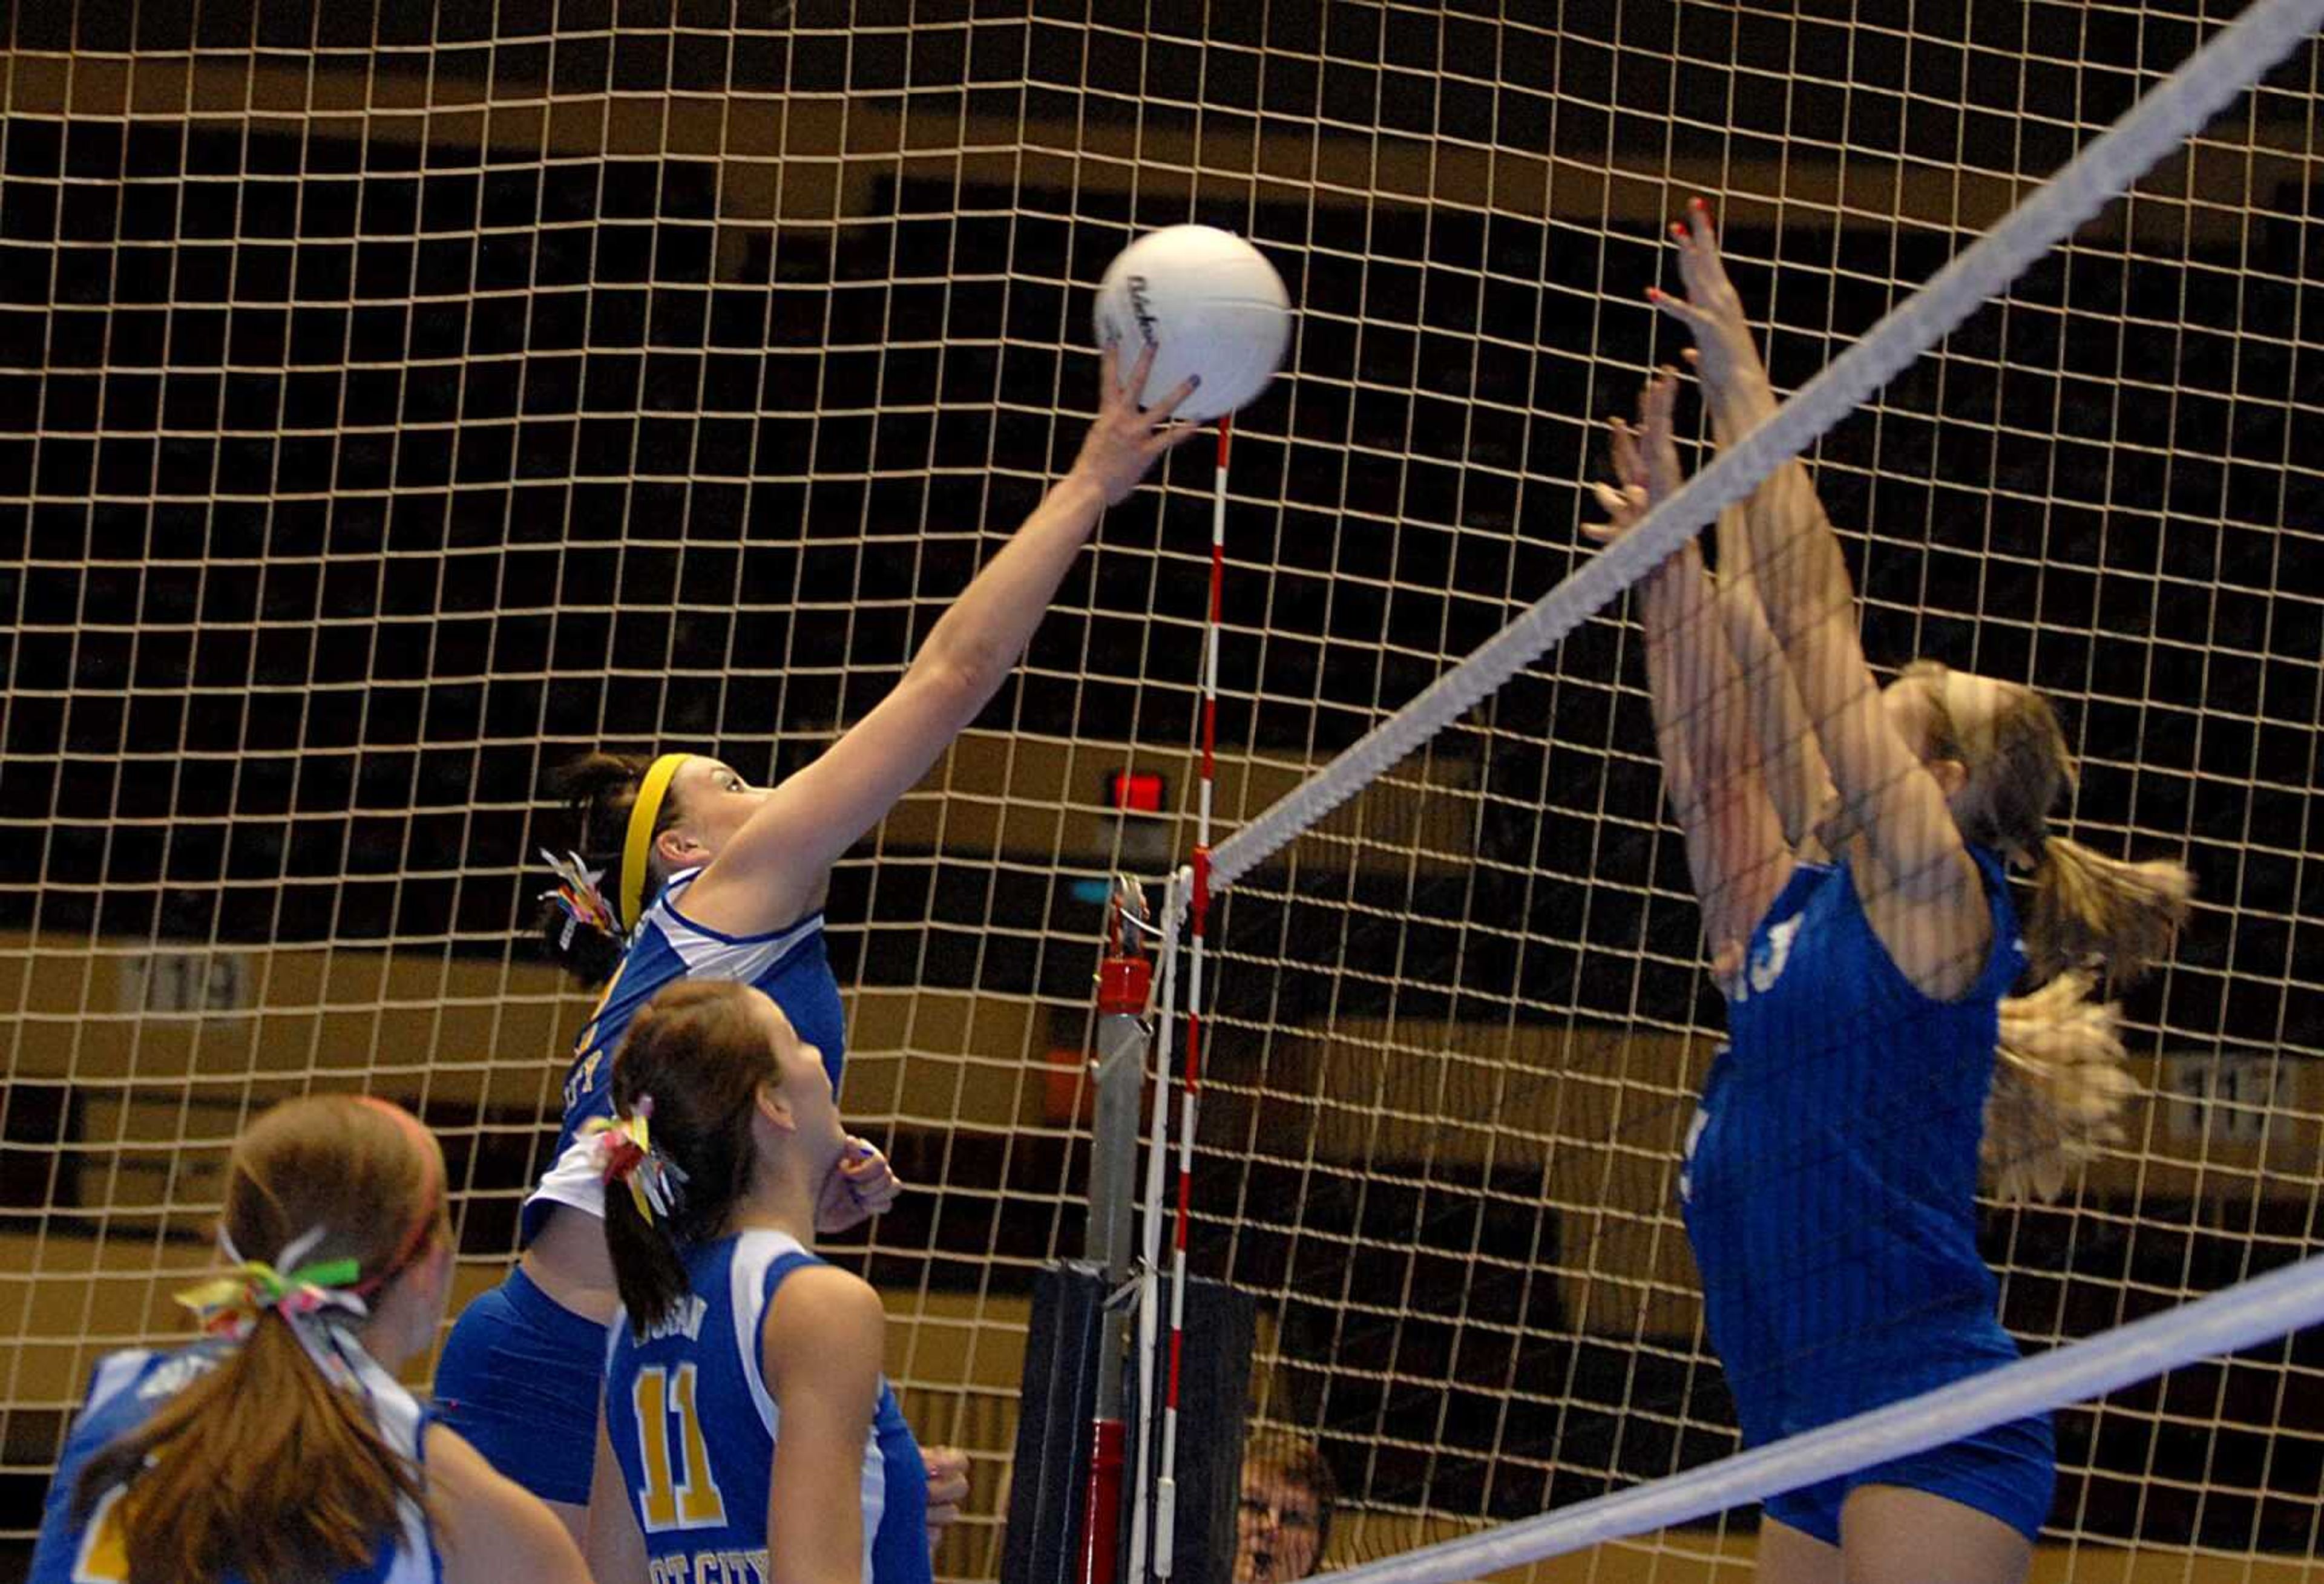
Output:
[1235, 1462, 1324, 1584]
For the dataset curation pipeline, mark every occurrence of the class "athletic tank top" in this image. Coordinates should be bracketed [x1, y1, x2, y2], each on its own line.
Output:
[603, 1229, 930, 1584]
[31, 1338, 437, 1584]
[525, 868, 848, 1240]
[1681, 845, 2027, 1434]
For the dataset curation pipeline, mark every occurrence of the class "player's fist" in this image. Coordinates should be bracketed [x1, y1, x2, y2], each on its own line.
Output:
[816, 1137, 901, 1234]
[924, 1445, 972, 1553]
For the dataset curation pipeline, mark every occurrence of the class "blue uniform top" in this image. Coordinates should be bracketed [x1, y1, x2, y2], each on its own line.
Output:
[603, 1229, 931, 1584]
[525, 867, 847, 1242]
[1681, 846, 2027, 1441]
[31, 1338, 438, 1584]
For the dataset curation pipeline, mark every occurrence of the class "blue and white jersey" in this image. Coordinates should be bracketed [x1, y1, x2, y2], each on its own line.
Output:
[31, 1337, 437, 1584]
[604, 1230, 930, 1584]
[1681, 845, 2027, 1437]
[525, 867, 847, 1241]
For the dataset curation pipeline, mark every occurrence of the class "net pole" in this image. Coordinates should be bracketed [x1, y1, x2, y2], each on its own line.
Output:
[1080, 882, 1155, 1584]
[1128, 874, 1187, 1584]
[1203, 0, 2324, 895]
[1153, 416, 1232, 1581]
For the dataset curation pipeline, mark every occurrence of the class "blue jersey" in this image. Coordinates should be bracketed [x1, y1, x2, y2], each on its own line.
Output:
[603, 1231, 930, 1584]
[1681, 846, 2027, 1439]
[31, 1338, 438, 1584]
[526, 867, 847, 1240]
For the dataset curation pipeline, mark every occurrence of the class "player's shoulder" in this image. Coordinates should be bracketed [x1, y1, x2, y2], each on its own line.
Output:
[763, 1262, 884, 1355]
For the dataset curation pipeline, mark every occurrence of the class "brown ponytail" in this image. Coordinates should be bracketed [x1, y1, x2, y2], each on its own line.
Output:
[602, 980, 784, 1336]
[1917, 671, 2194, 982]
[535, 751, 688, 984]
[74, 1096, 448, 1584]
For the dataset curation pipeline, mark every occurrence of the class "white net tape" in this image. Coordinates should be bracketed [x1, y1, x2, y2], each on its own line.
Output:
[1326, 1252, 2324, 1584]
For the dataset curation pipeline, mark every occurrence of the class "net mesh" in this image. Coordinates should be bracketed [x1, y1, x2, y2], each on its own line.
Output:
[2, 1, 2322, 1579]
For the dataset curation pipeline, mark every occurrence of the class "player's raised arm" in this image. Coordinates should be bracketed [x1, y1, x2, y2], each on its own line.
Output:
[681, 347, 1201, 936]
[1586, 370, 1792, 977]
[1653, 203, 1979, 937]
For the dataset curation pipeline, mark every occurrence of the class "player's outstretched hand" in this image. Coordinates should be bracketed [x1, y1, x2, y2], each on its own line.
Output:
[1071, 342, 1204, 506]
[1586, 369, 1683, 544]
[1648, 199, 1765, 404]
[815, 1136, 902, 1234]
[923, 1445, 972, 1553]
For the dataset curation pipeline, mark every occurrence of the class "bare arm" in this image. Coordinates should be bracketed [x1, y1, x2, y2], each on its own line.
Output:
[427, 1425, 597, 1584]
[582, 1410, 651, 1584]
[1679, 251, 1838, 853]
[1711, 505, 1834, 851]
[1654, 205, 1974, 917]
[1590, 373, 1792, 971]
[686, 347, 1202, 934]
[764, 1266, 888, 1584]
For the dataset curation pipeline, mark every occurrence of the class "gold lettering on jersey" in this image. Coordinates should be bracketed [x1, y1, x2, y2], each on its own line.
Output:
[645, 1548, 770, 1583]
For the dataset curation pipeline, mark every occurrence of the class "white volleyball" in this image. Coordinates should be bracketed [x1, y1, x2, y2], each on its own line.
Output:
[1092, 224, 1292, 424]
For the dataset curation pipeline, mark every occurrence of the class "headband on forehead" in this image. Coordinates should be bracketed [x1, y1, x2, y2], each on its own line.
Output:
[344, 1096, 445, 1298]
[621, 753, 691, 934]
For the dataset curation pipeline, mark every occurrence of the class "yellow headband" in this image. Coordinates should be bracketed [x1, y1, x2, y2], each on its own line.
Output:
[620, 754, 691, 932]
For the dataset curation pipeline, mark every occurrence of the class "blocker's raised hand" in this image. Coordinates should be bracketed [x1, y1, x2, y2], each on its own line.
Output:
[1649, 199, 1767, 409]
[1587, 368, 1684, 544]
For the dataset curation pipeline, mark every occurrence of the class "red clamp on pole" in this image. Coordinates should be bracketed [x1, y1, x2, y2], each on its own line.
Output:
[1097, 953, 1152, 1018]
[1096, 875, 1154, 1017]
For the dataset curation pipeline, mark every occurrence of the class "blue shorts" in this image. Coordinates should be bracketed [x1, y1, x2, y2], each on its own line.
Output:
[432, 1265, 607, 1505]
[1763, 1412, 2055, 1546]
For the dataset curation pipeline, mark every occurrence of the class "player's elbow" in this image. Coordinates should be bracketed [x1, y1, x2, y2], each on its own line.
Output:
[910, 641, 1011, 720]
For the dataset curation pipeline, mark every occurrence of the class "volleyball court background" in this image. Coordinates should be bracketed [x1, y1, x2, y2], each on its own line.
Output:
[2, 1, 2322, 1579]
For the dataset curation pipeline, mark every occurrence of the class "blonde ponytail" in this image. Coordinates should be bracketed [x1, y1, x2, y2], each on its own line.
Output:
[1905, 667, 2196, 1200]
[1980, 844, 2191, 1202]
[2021, 836, 2194, 984]
[1982, 972, 2141, 1202]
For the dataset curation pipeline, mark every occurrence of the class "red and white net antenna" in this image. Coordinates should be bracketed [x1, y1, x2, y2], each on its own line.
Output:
[1149, 416, 1232, 1580]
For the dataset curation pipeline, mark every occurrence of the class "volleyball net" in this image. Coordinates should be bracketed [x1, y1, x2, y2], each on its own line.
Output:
[1167, 2, 2324, 1576]
[3, 1, 2324, 1579]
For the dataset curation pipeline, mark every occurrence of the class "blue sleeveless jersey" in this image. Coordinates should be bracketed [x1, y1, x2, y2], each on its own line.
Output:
[603, 1230, 930, 1584]
[525, 867, 847, 1241]
[1681, 846, 2027, 1441]
[31, 1338, 438, 1584]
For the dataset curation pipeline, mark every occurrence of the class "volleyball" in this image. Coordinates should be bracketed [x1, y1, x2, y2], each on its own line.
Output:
[1092, 224, 1293, 424]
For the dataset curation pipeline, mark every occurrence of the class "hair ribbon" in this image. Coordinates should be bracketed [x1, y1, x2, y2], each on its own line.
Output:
[174, 1226, 374, 1390]
[540, 849, 619, 947]
[585, 1096, 688, 1223]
